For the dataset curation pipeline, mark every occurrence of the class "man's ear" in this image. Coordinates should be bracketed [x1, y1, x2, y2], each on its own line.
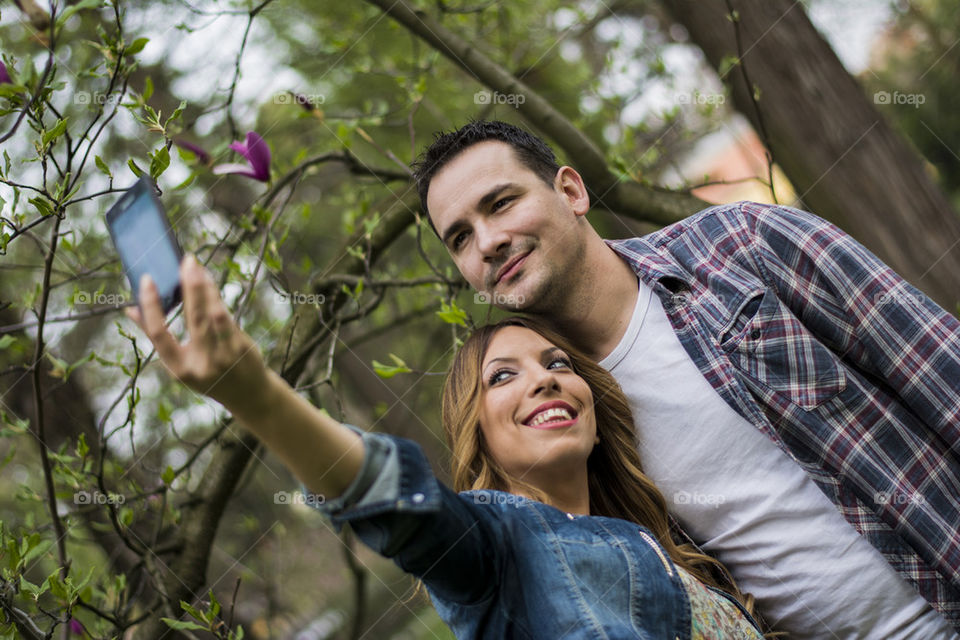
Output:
[555, 166, 590, 217]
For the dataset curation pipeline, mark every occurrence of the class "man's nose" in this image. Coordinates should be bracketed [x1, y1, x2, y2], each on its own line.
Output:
[476, 221, 510, 259]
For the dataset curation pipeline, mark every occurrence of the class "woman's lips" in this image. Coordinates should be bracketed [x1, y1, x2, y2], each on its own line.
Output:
[523, 401, 578, 429]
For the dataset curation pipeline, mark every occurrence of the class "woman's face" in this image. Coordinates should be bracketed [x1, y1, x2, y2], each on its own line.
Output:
[478, 326, 598, 490]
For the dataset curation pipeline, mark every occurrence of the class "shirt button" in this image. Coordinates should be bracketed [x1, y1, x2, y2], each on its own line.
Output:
[412, 493, 425, 504]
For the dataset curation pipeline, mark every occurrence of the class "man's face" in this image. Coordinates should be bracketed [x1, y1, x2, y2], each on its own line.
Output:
[426, 141, 589, 311]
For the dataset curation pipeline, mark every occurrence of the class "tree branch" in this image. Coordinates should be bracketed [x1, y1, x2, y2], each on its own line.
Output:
[363, 0, 707, 225]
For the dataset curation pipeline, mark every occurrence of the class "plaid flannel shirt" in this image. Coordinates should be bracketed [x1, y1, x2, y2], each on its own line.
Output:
[606, 201, 960, 630]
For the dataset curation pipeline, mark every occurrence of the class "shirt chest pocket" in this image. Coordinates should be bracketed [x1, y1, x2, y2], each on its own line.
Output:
[718, 289, 846, 410]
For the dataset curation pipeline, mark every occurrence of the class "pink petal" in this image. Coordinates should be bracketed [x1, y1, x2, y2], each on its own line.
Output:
[241, 131, 271, 181]
[212, 162, 259, 178]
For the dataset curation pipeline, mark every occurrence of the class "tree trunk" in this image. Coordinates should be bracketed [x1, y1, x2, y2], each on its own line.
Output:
[665, 0, 960, 312]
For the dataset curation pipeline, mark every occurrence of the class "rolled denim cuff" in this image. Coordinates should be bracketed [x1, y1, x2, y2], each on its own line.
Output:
[302, 424, 396, 517]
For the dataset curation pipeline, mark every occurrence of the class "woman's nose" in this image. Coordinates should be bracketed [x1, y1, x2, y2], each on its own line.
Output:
[531, 369, 561, 396]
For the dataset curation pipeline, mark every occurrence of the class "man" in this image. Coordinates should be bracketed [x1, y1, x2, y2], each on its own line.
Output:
[414, 120, 960, 637]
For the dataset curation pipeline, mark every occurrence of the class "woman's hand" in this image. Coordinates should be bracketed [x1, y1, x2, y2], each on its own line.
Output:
[125, 254, 270, 414]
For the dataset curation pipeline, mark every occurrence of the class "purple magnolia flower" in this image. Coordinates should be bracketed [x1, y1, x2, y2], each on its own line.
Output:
[173, 138, 211, 165]
[212, 131, 270, 182]
[0, 61, 11, 85]
[68, 618, 84, 635]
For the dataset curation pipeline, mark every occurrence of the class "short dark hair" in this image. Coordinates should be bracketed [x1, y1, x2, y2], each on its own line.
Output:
[412, 120, 561, 234]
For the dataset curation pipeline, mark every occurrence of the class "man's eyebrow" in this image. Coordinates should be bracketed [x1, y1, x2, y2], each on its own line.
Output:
[440, 182, 517, 246]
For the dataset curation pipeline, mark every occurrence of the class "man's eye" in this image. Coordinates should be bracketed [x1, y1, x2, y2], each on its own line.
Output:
[492, 197, 513, 211]
[452, 230, 468, 250]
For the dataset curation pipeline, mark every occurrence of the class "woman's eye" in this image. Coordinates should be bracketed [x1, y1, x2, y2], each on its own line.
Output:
[547, 357, 571, 370]
[488, 369, 512, 385]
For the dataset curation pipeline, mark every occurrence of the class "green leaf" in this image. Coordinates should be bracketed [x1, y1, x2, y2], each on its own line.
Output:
[161, 619, 208, 632]
[181, 600, 206, 623]
[125, 37, 149, 55]
[150, 145, 170, 179]
[128, 158, 144, 177]
[76, 433, 89, 458]
[162, 465, 175, 486]
[95, 155, 112, 179]
[57, 0, 103, 26]
[436, 300, 467, 327]
[42, 118, 68, 147]
[371, 353, 411, 379]
[208, 589, 220, 617]
[29, 196, 54, 217]
[0, 335, 16, 351]
[143, 76, 154, 102]
[48, 572, 69, 601]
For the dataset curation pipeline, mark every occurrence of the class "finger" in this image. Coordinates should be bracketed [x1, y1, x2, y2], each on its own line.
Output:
[124, 305, 142, 327]
[139, 274, 182, 366]
[205, 269, 233, 339]
[181, 254, 211, 344]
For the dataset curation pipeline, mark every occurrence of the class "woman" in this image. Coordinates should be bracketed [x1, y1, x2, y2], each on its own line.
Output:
[128, 255, 768, 639]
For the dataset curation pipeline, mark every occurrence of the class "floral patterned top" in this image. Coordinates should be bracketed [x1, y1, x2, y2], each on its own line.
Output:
[677, 566, 764, 639]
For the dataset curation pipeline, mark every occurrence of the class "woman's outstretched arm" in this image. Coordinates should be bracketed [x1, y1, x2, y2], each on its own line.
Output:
[125, 254, 364, 501]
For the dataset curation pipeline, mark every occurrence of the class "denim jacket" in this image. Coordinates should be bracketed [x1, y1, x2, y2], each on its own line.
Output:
[310, 427, 763, 639]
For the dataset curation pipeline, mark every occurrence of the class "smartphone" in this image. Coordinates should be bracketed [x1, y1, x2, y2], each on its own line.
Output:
[105, 176, 183, 313]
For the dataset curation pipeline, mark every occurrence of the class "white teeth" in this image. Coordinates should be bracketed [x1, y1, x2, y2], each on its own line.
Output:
[527, 407, 573, 427]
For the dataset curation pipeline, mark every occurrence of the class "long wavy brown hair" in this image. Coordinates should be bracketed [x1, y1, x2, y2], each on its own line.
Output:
[433, 316, 772, 631]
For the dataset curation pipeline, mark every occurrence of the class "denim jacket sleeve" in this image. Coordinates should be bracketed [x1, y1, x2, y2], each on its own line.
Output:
[306, 426, 501, 605]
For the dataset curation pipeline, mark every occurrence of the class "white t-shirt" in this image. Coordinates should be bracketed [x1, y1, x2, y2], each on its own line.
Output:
[598, 280, 957, 639]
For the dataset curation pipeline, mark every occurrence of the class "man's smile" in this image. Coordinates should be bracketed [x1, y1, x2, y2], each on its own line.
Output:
[494, 249, 532, 287]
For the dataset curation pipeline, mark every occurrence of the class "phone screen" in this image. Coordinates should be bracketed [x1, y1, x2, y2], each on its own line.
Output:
[107, 179, 182, 312]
